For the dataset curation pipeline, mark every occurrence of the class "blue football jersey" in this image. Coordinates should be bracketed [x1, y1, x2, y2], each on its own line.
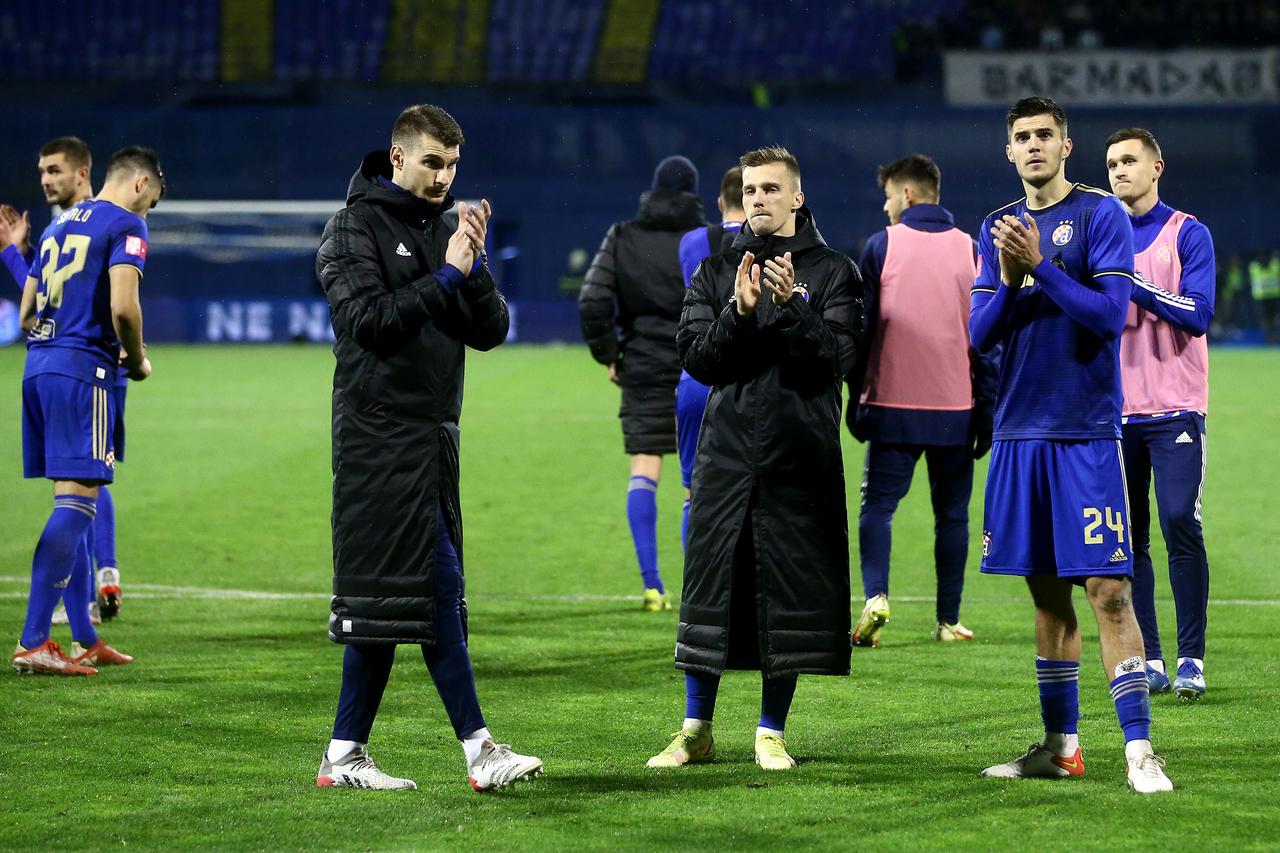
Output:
[972, 184, 1135, 440]
[25, 199, 148, 385]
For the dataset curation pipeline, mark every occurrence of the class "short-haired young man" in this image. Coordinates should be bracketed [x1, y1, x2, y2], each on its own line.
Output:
[848, 153, 996, 647]
[651, 146, 863, 771]
[316, 103, 541, 792]
[674, 165, 745, 547]
[970, 97, 1172, 793]
[1105, 127, 1216, 702]
[1, 137, 96, 295]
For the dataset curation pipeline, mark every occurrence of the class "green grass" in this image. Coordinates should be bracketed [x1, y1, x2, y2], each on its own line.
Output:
[1, 344, 1278, 852]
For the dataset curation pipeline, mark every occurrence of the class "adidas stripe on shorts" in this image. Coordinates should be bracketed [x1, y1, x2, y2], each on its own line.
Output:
[22, 373, 117, 483]
[979, 438, 1132, 578]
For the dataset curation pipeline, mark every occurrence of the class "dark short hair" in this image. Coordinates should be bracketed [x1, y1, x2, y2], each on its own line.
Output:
[739, 146, 801, 187]
[392, 104, 464, 149]
[1007, 96, 1068, 135]
[877, 154, 941, 198]
[719, 166, 743, 210]
[1105, 127, 1162, 160]
[39, 136, 92, 170]
[105, 146, 165, 199]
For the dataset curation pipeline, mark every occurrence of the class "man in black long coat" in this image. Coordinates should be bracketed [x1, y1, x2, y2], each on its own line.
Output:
[313, 104, 541, 793]
[578, 157, 706, 611]
[648, 146, 863, 771]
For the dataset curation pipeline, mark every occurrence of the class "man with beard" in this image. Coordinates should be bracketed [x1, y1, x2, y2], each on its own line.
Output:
[648, 146, 862, 771]
[315, 103, 541, 793]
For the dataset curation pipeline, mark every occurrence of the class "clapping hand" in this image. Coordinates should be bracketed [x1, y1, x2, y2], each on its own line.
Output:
[991, 213, 1041, 286]
[0, 205, 30, 252]
[762, 252, 794, 305]
[445, 199, 492, 274]
[735, 251, 795, 315]
[734, 251, 761, 315]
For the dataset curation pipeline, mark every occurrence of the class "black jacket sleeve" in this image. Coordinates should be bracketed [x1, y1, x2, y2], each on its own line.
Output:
[844, 236, 881, 411]
[773, 256, 863, 384]
[317, 207, 451, 354]
[454, 263, 510, 352]
[677, 258, 760, 386]
[578, 224, 621, 365]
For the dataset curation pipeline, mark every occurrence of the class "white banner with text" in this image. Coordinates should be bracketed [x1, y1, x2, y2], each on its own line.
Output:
[945, 49, 1280, 106]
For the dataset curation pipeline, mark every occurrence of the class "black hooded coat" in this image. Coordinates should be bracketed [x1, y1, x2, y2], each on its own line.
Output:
[675, 208, 864, 677]
[315, 151, 509, 645]
[578, 188, 706, 381]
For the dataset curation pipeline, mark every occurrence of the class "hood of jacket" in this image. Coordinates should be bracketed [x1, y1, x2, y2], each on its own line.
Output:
[732, 205, 828, 258]
[346, 150, 455, 223]
[633, 188, 706, 232]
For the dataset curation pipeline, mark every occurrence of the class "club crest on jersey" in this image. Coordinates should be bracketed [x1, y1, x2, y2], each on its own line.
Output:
[982, 530, 992, 557]
[1156, 243, 1172, 265]
[1051, 222, 1074, 246]
[792, 282, 809, 302]
[125, 235, 147, 259]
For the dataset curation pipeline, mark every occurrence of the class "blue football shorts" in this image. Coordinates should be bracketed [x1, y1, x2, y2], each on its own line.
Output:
[675, 371, 711, 489]
[22, 373, 117, 482]
[980, 438, 1132, 578]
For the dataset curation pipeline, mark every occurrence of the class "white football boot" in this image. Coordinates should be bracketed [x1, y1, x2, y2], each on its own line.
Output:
[468, 739, 543, 791]
[316, 747, 417, 790]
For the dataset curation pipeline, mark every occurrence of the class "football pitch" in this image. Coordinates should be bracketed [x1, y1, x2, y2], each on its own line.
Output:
[1, 344, 1277, 852]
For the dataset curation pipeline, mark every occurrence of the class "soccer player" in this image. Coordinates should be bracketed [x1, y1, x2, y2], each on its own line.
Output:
[970, 97, 1173, 793]
[675, 165, 744, 547]
[316, 104, 541, 792]
[1, 138, 126, 624]
[579, 156, 706, 611]
[1106, 127, 1216, 701]
[650, 146, 862, 771]
[848, 154, 996, 647]
[11, 146, 162, 675]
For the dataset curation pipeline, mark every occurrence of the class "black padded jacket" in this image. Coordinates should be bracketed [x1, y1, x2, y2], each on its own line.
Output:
[675, 208, 864, 677]
[316, 150, 508, 645]
[578, 189, 705, 381]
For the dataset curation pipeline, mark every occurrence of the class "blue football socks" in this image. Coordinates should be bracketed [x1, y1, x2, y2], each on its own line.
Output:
[684, 671, 720, 722]
[760, 674, 798, 732]
[93, 484, 118, 569]
[64, 534, 99, 647]
[1035, 658, 1080, 735]
[21, 495, 97, 649]
[627, 475, 662, 592]
[1110, 664, 1152, 743]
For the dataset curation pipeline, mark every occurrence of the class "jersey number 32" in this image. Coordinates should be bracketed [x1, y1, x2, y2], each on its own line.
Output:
[36, 234, 92, 312]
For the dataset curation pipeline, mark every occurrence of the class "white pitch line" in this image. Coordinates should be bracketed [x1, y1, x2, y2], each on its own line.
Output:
[0, 577, 1277, 607]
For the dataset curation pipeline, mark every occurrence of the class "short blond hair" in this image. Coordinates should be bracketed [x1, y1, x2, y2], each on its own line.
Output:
[739, 146, 801, 188]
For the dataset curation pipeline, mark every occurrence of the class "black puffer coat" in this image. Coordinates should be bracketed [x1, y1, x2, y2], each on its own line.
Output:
[675, 209, 864, 677]
[578, 188, 705, 380]
[316, 151, 509, 645]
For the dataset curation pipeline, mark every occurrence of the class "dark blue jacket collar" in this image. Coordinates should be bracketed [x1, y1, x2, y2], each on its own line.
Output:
[899, 203, 955, 232]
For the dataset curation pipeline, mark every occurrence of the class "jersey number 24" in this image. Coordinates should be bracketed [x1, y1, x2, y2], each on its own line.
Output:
[1082, 506, 1125, 544]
